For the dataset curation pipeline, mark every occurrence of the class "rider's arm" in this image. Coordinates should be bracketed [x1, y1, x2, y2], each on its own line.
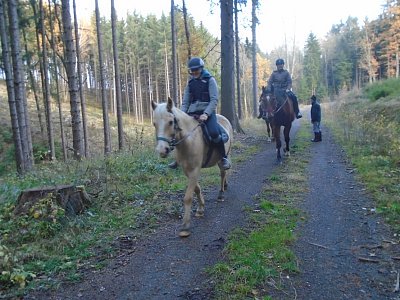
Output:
[286, 71, 293, 90]
[204, 77, 218, 116]
[180, 85, 190, 112]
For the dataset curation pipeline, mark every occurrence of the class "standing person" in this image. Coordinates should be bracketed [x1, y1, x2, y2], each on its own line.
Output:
[168, 57, 231, 170]
[266, 58, 302, 119]
[310, 95, 322, 142]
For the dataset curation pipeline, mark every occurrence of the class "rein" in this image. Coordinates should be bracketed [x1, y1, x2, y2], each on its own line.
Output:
[156, 113, 201, 149]
[274, 96, 289, 114]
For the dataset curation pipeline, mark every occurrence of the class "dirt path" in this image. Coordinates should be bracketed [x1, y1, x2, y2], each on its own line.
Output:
[26, 118, 400, 300]
[272, 126, 400, 299]
[27, 122, 301, 300]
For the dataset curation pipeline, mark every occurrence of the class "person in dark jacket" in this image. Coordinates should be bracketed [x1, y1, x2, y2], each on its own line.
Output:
[168, 57, 231, 170]
[266, 58, 302, 119]
[310, 95, 322, 142]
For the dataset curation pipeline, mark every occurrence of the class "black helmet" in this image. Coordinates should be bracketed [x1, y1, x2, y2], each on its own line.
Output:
[276, 58, 285, 65]
[188, 57, 205, 70]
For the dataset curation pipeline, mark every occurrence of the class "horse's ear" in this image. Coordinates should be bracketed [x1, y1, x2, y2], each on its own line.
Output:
[151, 100, 158, 111]
[167, 97, 174, 112]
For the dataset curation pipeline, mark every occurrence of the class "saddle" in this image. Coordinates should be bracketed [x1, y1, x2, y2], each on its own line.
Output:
[189, 116, 229, 168]
[190, 114, 229, 145]
[200, 122, 229, 145]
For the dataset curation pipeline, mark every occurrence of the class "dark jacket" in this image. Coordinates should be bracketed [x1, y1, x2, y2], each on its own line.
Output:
[267, 69, 292, 91]
[311, 100, 321, 122]
[181, 69, 218, 116]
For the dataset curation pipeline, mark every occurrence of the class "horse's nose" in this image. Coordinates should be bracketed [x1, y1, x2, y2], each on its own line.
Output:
[165, 147, 170, 154]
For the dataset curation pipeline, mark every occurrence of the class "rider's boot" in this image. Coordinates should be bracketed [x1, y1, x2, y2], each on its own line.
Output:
[216, 139, 231, 170]
[311, 132, 318, 142]
[257, 107, 263, 119]
[290, 94, 302, 119]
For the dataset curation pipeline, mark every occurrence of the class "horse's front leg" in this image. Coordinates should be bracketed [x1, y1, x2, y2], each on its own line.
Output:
[266, 121, 271, 142]
[217, 168, 227, 201]
[194, 183, 205, 217]
[180, 175, 198, 238]
[283, 125, 291, 156]
[274, 125, 282, 161]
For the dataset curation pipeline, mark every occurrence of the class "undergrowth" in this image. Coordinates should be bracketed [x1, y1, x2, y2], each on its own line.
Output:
[325, 81, 400, 232]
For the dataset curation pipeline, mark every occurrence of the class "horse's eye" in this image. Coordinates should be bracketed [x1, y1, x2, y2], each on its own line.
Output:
[169, 120, 173, 126]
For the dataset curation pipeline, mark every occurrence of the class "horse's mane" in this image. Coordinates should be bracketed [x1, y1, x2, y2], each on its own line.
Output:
[155, 102, 197, 129]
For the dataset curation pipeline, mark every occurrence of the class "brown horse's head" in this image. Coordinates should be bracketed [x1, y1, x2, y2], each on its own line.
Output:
[151, 97, 178, 158]
[260, 86, 276, 120]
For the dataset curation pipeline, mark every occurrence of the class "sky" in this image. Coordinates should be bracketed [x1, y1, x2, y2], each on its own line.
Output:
[77, 0, 386, 53]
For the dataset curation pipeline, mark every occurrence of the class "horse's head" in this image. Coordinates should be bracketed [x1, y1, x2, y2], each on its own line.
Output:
[151, 97, 180, 158]
[260, 86, 276, 119]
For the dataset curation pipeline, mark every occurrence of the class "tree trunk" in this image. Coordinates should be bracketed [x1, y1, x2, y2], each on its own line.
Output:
[111, 0, 124, 150]
[182, 0, 191, 60]
[49, 0, 67, 161]
[0, 0, 24, 173]
[234, 0, 242, 119]
[124, 56, 130, 115]
[170, 0, 178, 106]
[61, 0, 83, 160]
[8, 0, 34, 172]
[40, 0, 56, 160]
[251, 0, 258, 118]
[164, 30, 170, 100]
[22, 28, 45, 137]
[220, 0, 236, 127]
[95, 0, 111, 154]
[73, 0, 89, 157]
[30, 0, 46, 126]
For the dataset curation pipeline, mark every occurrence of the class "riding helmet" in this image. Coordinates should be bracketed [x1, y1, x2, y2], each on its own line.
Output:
[188, 57, 205, 70]
[275, 58, 285, 65]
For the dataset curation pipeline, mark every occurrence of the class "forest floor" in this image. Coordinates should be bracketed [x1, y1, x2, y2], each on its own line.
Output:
[24, 113, 400, 300]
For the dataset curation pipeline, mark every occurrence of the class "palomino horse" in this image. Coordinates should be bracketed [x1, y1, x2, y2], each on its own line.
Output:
[260, 86, 295, 161]
[151, 98, 233, 237]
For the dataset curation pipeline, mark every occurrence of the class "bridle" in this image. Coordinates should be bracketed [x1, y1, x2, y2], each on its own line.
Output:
[156, 112, 201, 150]
[261, 90, 288, 116]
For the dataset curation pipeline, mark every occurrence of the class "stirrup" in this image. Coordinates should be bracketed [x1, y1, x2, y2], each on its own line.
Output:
[168, 161, 178, 169]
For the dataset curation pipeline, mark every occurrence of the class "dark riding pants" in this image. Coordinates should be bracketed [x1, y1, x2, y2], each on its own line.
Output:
[205, 112, 227, 158]
[287, 92, 300, 114]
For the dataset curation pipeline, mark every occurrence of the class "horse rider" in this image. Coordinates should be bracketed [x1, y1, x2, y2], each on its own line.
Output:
[310, 95, 322, 142]
[168, 57, 231, 170]
[265, 58, 302, 119]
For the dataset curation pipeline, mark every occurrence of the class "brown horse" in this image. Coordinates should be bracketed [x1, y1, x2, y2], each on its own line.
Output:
[260, 86, 295, 161]
[259, 98, 274, 142]
[151, 98, 233, 237]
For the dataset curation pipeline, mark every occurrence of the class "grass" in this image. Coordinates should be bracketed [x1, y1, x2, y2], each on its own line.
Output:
[209, 121, 311, 299]
[324, 82, 400, 232]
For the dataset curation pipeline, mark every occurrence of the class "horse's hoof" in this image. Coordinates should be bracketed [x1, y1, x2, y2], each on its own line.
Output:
[218, 192, 225, 202]
[179, 230, 191, 237]
[195, 211, 204, 217]
[267, 138, 272, 143]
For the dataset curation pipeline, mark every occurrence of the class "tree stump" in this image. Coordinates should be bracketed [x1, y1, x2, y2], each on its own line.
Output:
[14, 185, 91, 217]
